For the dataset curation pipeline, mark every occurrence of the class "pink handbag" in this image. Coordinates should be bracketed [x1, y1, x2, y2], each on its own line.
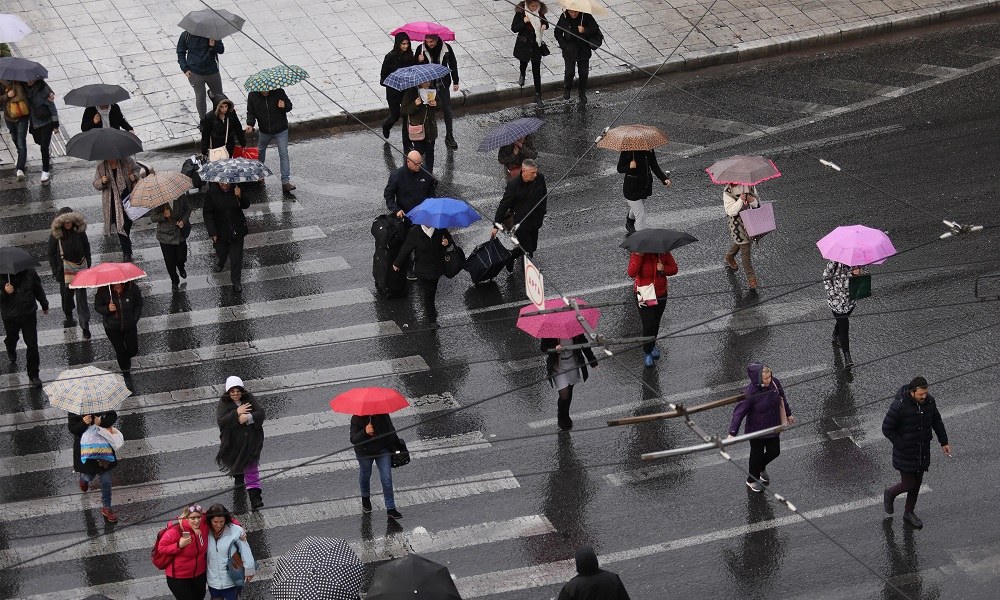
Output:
[741, 202, 776, 238]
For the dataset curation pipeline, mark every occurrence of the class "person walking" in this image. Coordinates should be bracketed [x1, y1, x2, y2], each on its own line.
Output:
[177, 31, 225, 119]
[205, 504, 255, 599]
[200, 96, 245, 161]
[400, 81, 439, 173]
[47, 207, 92, 338]
[558, 546, 631, 600]
[2, 80, 30, 181]
[384, 150, 437, 218]
[497, 134, 538, 180]
[727, 363, 794, 492]
[149, 195, 192, 291]
[203, 182, 250, 294]
[380, 33, 416, 140]
[2, 267, 48, 385]
[81, 104, 134, 133]
[627, 250, 677, 368]
[723, 183, 760, 290]
[350, 413, 403, 520]
[415, 33, 460, 150]
[245, 87, 295, 194]
[216, 376, 265, 510]
[23, 78, 59, 185]
[491, 158, 547, 270]
[618, 150, 670, 234]
[68, 409, 119, 522]
[541, 335, 598, 430]
[94, 157, 142, 262]
[554, 9, 599, 103]
[512, 0, 550, 105]
[823, 260, 862, 367]
[882, 376, 951, 529]
[392, 224, 452, 326]
[94, 281, 143, 373]
[155, 504, 209, 600]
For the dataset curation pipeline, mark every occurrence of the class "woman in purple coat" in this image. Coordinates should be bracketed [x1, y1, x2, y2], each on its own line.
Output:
[727, 363, 795, 492]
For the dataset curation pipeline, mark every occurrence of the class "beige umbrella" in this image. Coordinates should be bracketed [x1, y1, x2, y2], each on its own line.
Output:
[128, 171, 192, 209]
[557, 0, 609, 16]
[44, 366, 131, 414]
[597, 124, 669, 152]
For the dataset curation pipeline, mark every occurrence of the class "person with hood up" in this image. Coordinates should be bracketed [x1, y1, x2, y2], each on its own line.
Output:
[216, 376, 266, 510]
[156, 504, 209, 600]
[380, 33, 416, 140]
[200, 96, 246, 161]
[23, 78, 59, 185]
[94, 156, 142, 262]
[3, 80, 30, 181]
[414, 33, 460, 150]
[81, 103, 133, 133]
[68, 408, 119, 522]
[512, 0, 550, 105]
[881, 376, 951, 529]
[203, 182, 251, 294]
[558, 546, 631, 600]
[177, 30, 225, 119]
[823, 260, 863, 367]
[541, 334, 598, 430]
[204, 503, 255, 598]
[94, 281, 143, 373]
[727, 363, 794, 492]
[617, 150, 671, 234]
[554, 8, 600, 103]
[245, 87, 295, 194]
[149, 194, 192, 291]
[47, 207, 92, 337]
[723, 183, 760, 290]
[399, 81, 439, 173]
[626, 250, 677, 367]
[2, 266, 48, 385]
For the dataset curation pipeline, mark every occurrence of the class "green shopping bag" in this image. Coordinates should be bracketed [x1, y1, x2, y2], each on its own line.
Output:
[848, 273, 871, 300]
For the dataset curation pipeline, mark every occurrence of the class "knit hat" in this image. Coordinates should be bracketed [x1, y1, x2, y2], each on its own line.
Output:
[225, 376, 244, 392]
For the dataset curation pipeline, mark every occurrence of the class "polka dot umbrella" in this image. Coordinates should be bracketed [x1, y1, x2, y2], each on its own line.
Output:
[244, 65, 310, 93]
[271, 537, 363, 600]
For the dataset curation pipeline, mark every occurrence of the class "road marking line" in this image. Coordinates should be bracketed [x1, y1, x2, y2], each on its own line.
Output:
[958, 45, 1000, 58]
[816, 76, 905, 97]
[900, 63, 964, 78]
[657, 110, 766, 135]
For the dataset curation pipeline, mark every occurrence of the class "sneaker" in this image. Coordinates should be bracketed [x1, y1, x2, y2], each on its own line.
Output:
[650, 346, 661, 360]
[100, 507, 119, 522]
[361, 496, 372, 513]
[406, 270, 417, 281]
[903, 511, 923, 529]
[724, 256, 739, 271]
[445, 135, 458, 150]
[178, 265, 187, 279]
[79, 477, 89, 492]
[883, 488, 894, 515]
[746, 479, 765, 493]
[759, 470, 770, 486]
[40, 171, 50, 185]
[386, 508, 403, 520]
[82, 327, 92, 340]
[16, 169, 24, 181]
[643, 353, 655, 368]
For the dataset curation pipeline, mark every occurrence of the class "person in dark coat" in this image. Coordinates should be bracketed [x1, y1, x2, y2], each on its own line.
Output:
[727, 363, 794, 492]
[245, 88, 295, 193]
[512, 0, 550, 104]
[554, 9, 600, 103]
[177, 31, 225, 119]
[626, 251, 677, 367]
[380, 33, 415, 140]
[23, 78, 59, 185]
[203, 182, 250, 294]
[415, 33, 460, 149]
[617, 150, 671, 234]
[216, 376, 266, 510]
[882, 376, 951, 529]
[491, 159, 547, 269]
[350, 413, 403, 519]
[497, 135, 538, 179]
[94, 282, 143, 372]
[392, 225, 452, 325]
[558, 546, 630, 600]
[400, 81, 439, 172]
[384, 150, 437, 218]
[541, 334, 598, 430]
[199, 96, 245, 159]
[2, 268, 48, 385]
[81, 104, 133, 133]
[149, 195, 192, 291]
[68, 409, 119, 522]
[47, 208, 92, 337]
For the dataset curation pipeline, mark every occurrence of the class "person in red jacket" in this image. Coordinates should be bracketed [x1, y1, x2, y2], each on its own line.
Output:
[157, 504, 209, 600]
[627, 251, 678, 367]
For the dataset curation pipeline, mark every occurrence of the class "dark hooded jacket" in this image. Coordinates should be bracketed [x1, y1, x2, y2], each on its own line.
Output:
[177, 32, 224, 76]
[728, 363, 791, 438]
[380, 33, 415, 86]
[617, 150, 669, 200]
[558, 546, 630, 600]
[216, 391, 266, 473]
[81, 104, 132, 132]
[495, 171, 548, 231]
[554, 10, 599, 61]
[47, 210, 92, 282]
[68, 411, 119, 475]
[245, 89, 292, 135]
[0, 269, 48, 320]
[199, 97, 246, 156]
[94, 282, 143, 330]
[542, 335, 598, 387]
[882, 385, 948, 472]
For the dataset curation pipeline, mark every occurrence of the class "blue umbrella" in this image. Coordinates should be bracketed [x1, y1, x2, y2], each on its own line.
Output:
[407, 197, 481, 228]
[383, 64, 451, 91]
[477, 117, 544, 152]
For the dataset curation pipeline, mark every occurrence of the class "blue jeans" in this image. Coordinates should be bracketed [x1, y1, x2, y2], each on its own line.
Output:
[5, 118, 28, 171]
[80, 470, 113, 508]
[257, 129, 290, 183]
[358, 452, 395, 509]
[207, 585, 240, 600]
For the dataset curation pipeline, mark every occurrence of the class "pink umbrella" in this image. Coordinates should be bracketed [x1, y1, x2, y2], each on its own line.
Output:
[816, 225, 896, 266]
[69, 262, 147, 289]
[517, 299, 600, 339]
[390, 21, 456, 42]
[706, 155, 781, 185]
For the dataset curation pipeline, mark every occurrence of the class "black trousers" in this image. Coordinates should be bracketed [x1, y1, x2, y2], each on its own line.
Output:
[412, 139, 435, 173]
[887, 470, 924, 512]
[748, 437, 780, 480]
[417, 277, 439, 322]
[59, 283, 90, 327]
[104, 326, 139, 371]
[160, 242, 187, 285]
[832, 309, 852, 353]
[383, 88, 403, 130]
[4, 313, 40, 377]
[519, 55, 543, 94]
[563, 58, 590, 94]
[637, 300, 666, 353]
[509, 225, 540, 262]
[214, 237, 245, 287]
[109, 208, 133, 261]
[166, 573, 207, 600]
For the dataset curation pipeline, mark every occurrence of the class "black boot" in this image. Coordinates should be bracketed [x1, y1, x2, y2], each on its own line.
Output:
[234, 473, 245, 488]
[557, 397, 573, 430]
[843, 350, 854, 367]
[625, 216, 636, 235]
[248, 488, 264, 510]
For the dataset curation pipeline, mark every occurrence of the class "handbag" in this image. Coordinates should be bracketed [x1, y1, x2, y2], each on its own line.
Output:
[227, 539, 246, 587]
[848, 273, 871, 300]
[540, 42, 551, 56]
[636, 282, 657, 307]
[5, 99, 28, 120]
[208, 117, 230, 162]
[407, 111, 427, 141]
[58, 240, 87, 285]
[443, 244, 466, 278]
[391, 437, 410, 468]
[740, 202, 776, 238]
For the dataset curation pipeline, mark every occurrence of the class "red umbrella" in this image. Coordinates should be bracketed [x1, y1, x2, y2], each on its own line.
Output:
[69, 262, 146, 289]
[516, 299, 600, 339]
[330, 388, 409, 416]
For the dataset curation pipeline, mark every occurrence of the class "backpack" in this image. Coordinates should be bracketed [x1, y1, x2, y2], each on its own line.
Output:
[589, 25, 604, 49]
[151, 522, 181, 570]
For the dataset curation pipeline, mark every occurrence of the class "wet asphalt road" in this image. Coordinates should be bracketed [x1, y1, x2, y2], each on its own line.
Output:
[1, 16, 999, 600]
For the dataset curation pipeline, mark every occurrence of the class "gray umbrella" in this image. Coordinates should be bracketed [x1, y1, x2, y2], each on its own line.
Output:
[64, 84, 130, 107]
[65, 129, 143, 161]
[0, 57, 47, 81]
[271, 537, 363, 600]
[178, 9, 245, 39]
[199, 158, 272, 184]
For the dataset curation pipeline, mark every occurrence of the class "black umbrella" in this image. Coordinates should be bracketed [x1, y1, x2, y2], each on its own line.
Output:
[0, 247, 40, 275]
[620, 228, 698, 253]
[178, 9, 245, 39]
[65, 129, 143, 161]
[64, 84, 130, 107]
[0, 57, 47, 81]
[367, 554, 462, 600]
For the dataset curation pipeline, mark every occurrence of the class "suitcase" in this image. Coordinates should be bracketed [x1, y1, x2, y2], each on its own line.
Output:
[443, 244, 466, 278]
[465, 238, 512, 283]
[181, 155, 204, 189]
[372, 214, 408, 298]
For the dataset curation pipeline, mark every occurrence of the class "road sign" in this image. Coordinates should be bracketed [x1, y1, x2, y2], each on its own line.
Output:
[524, 257, 545, 312]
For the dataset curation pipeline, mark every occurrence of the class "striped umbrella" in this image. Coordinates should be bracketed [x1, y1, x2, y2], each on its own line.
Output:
[44, 366, 131, 414]
[244, 65, 309, 93]
[199, 157, 272, 183]
[128, 172, 192, 209]
[597, 124, 669, 152]
[383, 63, 451, 91]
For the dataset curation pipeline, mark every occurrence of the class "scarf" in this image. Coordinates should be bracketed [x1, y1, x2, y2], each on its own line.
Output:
[99, 159, 135, 236]
[421, 225, 435, 238]
[526, 10, 544, 45]
[97, 105, 112, 128]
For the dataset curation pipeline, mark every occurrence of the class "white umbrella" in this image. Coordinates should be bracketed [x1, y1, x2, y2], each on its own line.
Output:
[557, 0, 609, 16]
[0, 14, 32, 43]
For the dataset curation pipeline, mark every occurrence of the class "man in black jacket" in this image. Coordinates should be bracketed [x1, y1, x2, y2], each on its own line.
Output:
[245, 88, 295, 194]
[47, 207, 92, 338]
[491, 158, 547, 270]
[2, 267, 48, 385]
[203, 182, 251, 294]
[415, 34, 460, 150]
[384, 151, 437, 218]
[558, 546, 630, 600]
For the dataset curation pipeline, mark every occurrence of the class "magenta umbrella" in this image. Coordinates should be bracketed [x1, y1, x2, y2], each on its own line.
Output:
[517, 299, 600, 339]
[816, 225, 896, 266]
[390, 21, 455, 42]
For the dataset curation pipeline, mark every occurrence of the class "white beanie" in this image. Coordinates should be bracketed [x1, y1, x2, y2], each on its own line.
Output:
[225, 376, 245, 392]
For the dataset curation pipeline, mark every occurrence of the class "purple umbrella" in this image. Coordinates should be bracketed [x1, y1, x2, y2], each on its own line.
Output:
[816, 225, 896, 266]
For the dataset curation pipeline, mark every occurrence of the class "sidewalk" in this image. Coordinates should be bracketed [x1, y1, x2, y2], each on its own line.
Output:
[1, 0, 996, 163]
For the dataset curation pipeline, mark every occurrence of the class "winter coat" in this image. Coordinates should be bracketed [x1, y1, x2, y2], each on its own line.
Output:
[380, 33, 416, 86]
[246, 89, 292, 135]
[494, 172, 548, 231]
[728, 363, 791, 438]
[156, 518, 209, 579]
[68, 411, 119, 475]
[203, 184, 250, 242]
[823, 261, 857, 315]
[723, 184, 759, 245]
[498, 136, 538, 169]
[94, 283, 143, 331]
[542, 335, 598, 386]
[0, 269, 48, 320]
[23, 80, 58, 132]
[199, 105, 246, 157]
[94, 158, 142, 236]
[617, 150, 668, 201]
[414, 41, 460, 87]
[350, 414, 399, 458]
[558, 546, 631, 600]
[627, 252, 677, 299]
[512, 1, 550, 61]
[216, 391, 266, 473]
[384, 166, 437, 214]
[48, 211, 92, 281]
[400, 87, 438, 142]
[554, 11, 599, 61]
[882, 385, 948, 472]
[81, 104, 132, 132]
[206, 523, 255, 590]
[149, 195, 192, 245]
[177, 32, 224, 76]
[393, 227, 453, 280]
[2, 81, 29, 123]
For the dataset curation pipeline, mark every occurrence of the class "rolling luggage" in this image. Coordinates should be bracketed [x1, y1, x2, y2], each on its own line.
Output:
[465, 238, 512, 283]
[372, 214, 408, 298]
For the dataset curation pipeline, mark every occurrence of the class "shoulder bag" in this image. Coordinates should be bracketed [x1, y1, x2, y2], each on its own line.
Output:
[208, 117, 230, 162]
[227, 538, 246, 587]
[407, 110, 427, 141]
[636, 283, 657, 307]
[58, 240, 87, 285]
[391, 437, 411, 468]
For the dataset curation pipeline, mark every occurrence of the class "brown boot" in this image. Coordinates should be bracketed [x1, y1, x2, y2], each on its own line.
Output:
[748, 276, 759, 289]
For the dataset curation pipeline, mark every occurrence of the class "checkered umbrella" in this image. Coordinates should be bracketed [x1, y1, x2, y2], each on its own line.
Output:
[597, 124, 669, 152]
[178, 9, 245, 39]
[128, 172, 192, 209]
[477, 117, 544, 152]
[244, 65, 310, 93]
[383, 63, 451, 91]
[0, 14, 32, 43]
[45, 366, 131, 414]
[199, 157, 272, 184]
[271, 537, 363, 600]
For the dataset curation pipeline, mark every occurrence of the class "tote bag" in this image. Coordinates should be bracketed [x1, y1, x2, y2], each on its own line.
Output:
[741, 202, 776, 238]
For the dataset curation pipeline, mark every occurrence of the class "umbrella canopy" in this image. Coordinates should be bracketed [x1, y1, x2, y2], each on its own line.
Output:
[383, 63, 451, 91]
[244, 65, 309, 93]
[330, 388, 409, 416]
[517, 298, 600, 340]
[44, 365, 131, 414]
[557, 0, 609, 16]
[129, 172, 192, 209]
[816, 225, 896, 266]
[390, 21, 456, 42]
[620, 228, 698, 254]
[271, 537, 363, 600]
[178, 9, 245, 39]
[367, 554, 462, 600]
[69, 262, 146, 289]
[706, 155, 781, 185]
[198, 158, 272, 184]
[0, 247, 40, 275]
[0, 57, 47, 81]
[65, 129, 142, 161]
[64, 84, 130, 108]
[407, 198, 481, 228]
[478, 117, 544, 152]
[597, 124, 669, 152]
[0, 14, 32, 43]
